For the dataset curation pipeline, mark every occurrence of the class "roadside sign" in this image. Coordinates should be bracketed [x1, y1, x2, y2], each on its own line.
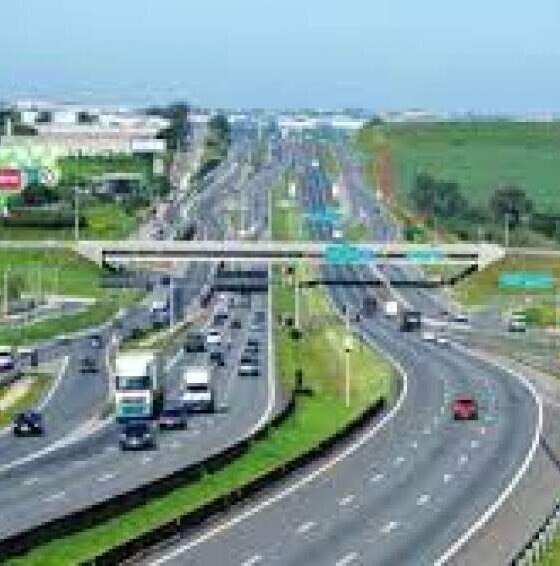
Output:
[498, 272, 555, 289]
[0, 168, 22, 190]
[325, 244, 377, 265]
[406, 249, 443, 263]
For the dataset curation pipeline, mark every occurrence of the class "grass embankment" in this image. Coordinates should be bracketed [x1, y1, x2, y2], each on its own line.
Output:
[358, 122, 560, 212]
[7, 163, 395, 566]
[454, 254, 560, 326]
[0, 250, 140, 346]
[0, 372, 53, 427]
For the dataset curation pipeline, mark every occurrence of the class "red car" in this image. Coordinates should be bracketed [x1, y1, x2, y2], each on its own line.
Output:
[452, 397, 478, 420]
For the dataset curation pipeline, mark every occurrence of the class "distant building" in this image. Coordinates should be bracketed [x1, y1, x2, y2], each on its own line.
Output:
[1, 102, 169, 157]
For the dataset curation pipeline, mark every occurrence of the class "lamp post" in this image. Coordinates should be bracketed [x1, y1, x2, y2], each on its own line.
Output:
[344, 308, 353, 408]
[504, 212, 511, 248]
[74, 186, 80, 241]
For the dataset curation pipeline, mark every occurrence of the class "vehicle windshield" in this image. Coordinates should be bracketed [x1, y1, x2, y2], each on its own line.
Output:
[186, 384, 209, 393]
[116, 376, 151, 390]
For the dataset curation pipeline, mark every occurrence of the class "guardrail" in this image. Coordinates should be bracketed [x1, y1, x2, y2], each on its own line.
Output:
[510, 498, 560, 564]
[88, 396, 386, 566]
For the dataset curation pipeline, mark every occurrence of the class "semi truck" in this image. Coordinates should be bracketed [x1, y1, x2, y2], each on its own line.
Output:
[114, 351, 164, 423]
[181, 364, 215, 413]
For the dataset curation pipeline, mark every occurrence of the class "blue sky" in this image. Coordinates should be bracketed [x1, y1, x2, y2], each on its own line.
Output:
[2, 0, 560, 111]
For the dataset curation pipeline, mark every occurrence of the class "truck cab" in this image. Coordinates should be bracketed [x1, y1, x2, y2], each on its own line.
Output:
[400, 310, 422, 332]
[181, 365, 215, 413]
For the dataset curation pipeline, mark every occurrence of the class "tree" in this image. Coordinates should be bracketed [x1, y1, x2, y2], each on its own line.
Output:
[489, 185, 533, 227]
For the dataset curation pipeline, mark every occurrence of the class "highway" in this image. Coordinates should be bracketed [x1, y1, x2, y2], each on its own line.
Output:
[0, 131, 282, 538]
[145, 136, 541, 565]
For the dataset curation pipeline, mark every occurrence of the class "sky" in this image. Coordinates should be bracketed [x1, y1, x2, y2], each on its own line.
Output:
[2, 0, 560, 112]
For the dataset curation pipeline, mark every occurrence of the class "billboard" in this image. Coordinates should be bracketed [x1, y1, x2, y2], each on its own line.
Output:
[0, 168, 22, 190]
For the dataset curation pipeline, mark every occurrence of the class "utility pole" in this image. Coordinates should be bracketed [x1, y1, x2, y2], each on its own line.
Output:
[74, 187, 80, 241]
[169, 276, 175, 329]
[504, 213, 511, 248]
[345, 308, 352, 408]
[294, 267, 300, 330]
[3, 268, 8, 318]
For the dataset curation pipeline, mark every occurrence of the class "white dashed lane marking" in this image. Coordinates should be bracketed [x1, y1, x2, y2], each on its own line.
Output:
[370, 473, 384, 483]
[471, 440, 480, 449]
[338, 494, 356, 507]
[444, 473, 454, 484]
[22, 477, 40, 486]
[97, 472, 116, 483]
[240, 554, 263, 566]
[380, 521, 400, 535]
[336, 551, 360, 566]
[459, 454, 469, 466]
[296, 521, 316, 535]
[394, 456, 405, 466]
[44, 490, 66, 503]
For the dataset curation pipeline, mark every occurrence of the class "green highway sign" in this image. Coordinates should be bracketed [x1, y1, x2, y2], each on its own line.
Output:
[498, 272, 555, 289]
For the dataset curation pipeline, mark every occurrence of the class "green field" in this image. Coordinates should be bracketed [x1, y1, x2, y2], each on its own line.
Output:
[58, 155, 154, 185]
[357, 122, 560, 214]
[0, 249, 140, 345]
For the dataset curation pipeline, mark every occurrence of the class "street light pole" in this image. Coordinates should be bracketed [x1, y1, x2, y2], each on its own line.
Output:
[504, 212, 511, 247]
[345, 308, 352, 408]
[3, 268, 8, 318]
[294, 268, 300, 330]
[74, 187, 80, 241]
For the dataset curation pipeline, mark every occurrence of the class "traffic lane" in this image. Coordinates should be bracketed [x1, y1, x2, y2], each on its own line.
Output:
[0, 350, 108, 468]
[0, 294, 271, 537]
[146, 290, 534, 566]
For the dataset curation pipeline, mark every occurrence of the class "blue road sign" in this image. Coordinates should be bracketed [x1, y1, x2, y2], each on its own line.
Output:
[406, 249, 444, 263]
[325, 244, 377, 264]
[498, 272, 555, 289]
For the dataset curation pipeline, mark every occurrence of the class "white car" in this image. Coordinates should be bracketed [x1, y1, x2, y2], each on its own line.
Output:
[421, 330, 436, 342]
[0, 349, 15, 372]
[436, 334, 450, 346]
[206, 330, 222, 346]
[332, 229, 344, 240]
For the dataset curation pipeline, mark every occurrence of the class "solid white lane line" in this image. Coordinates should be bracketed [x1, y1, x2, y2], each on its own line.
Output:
[37, 355, 70, 411]
[44, 490, 66, 502]
[338, 494, 356, 507]
[443, 473, 454, 484]
[23, 476, 40, 486]
[240, 554, 263, 566]
[458, 454, 468, 466]
[296, 521, 316, 535]
[394, 456, 405, 466]
[335, 551, 360, 566]
[417, 494, 431, 506]
[150, 338, 409, 566]
[380, 521, 399, 534]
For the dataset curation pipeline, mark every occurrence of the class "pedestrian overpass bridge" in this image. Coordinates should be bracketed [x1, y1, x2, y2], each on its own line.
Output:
[0, 240, 506, 270]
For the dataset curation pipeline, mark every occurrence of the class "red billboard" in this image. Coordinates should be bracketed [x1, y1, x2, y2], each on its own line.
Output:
[0, 168, 22, 190]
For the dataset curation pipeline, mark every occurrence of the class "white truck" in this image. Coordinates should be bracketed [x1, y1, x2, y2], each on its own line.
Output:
[181, 365, 215, 413]
[384, 300, 399, 318]
[114, 351, 164, 423]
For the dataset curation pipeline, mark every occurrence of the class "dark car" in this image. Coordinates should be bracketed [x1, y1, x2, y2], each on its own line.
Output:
[452, 397, 478, 420]
[13, 411, 44, 436]
[230, 318, 242, 330]
[119, 421, 156, 450]
[80, 355, 98, 373]
[159, 406, 188, 430]
[184, 333, 206, 353]
[253, 311, 266, 324]
[238, 355, 259, 377]
[210, 350, 226, 367]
